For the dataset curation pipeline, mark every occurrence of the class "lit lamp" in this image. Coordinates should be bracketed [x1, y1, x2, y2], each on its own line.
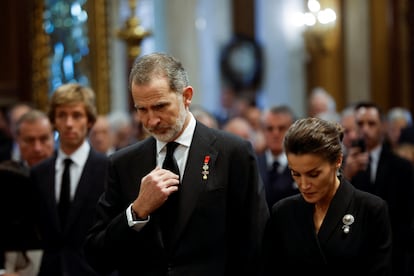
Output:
[117, 0, 151, 60]
[295, 0, 337, 54]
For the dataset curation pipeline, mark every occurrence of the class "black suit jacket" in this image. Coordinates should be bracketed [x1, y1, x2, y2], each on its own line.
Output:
[84, 122, 269, 276]
[256, 153, 298, 210]
[30, 148, 108, 276]
[0, 160, 41, 251]
[262, 179, 392, 276]
[350, 143, 414, 275]
[0, 130, 12, 162]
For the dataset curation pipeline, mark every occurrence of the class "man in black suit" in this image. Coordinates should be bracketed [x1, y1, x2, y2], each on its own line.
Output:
[0, 109, 55, 275]
[256, 105, 298, 210]
[343, 102, 414, 276]
[30, 83, 108, 276]
[84, 52, 269, 276]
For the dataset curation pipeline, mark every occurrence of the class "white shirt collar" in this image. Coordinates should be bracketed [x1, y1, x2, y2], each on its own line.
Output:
[265, 149, 288, 170]
[157, 112, 196, 153]
[57, 140, 90, 168]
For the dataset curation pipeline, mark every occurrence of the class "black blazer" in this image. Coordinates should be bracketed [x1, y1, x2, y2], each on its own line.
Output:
[262, 179, 392, 276]
[30, 148, 108, 276]
[256, 153, 298, 210]
[0, 160, 41, 251]
[84, 122, 269, 276]
[350, 143, 414, 275]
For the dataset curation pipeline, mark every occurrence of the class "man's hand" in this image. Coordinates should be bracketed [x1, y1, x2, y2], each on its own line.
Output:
[343, 147, 370, 179]
[131, 166, 179, 219]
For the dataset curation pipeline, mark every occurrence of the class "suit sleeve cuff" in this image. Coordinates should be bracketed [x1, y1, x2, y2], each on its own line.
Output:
[126, 204, 150, 231]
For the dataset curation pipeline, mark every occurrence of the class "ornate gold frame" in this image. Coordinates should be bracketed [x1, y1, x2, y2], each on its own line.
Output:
[85, 0, 110, 114]
[31, 0, 110, 114]
[31, 0, 50, 113]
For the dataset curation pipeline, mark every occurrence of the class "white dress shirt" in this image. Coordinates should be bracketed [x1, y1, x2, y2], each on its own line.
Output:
[127, 112, 196, 230]
[55, 140, 90, 202]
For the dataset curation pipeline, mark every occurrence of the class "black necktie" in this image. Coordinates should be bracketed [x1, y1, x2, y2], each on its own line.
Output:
[367, 154, 372, 183]
[162, 142, 180, 179]
[268, 160, 280, 183]
[59, 158, 72, 227]
[161, 142, 180, 248]
[266, 160, 280, 206]
[359, 154, 372, 187]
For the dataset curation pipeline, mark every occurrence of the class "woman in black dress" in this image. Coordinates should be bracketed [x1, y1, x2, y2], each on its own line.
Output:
[262, 117, 392, 276]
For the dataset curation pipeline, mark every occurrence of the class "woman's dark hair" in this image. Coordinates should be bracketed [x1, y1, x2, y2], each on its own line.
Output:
[283, 117, 344, 164]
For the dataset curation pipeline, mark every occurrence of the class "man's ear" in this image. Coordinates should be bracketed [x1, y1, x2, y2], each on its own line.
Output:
[182, 86, 193, 107]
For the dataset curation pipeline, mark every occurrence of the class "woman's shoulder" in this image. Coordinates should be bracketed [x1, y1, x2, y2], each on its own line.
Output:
[347, 181, 388, 210]
[270, 194, 305, 214]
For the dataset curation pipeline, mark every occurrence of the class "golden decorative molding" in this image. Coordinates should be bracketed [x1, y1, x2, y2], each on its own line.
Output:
[86, 0, 110, 114]
[31, 0, 51, 112]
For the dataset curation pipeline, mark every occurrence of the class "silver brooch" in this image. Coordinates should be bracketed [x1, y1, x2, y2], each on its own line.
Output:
[341, 214, 354, 234]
